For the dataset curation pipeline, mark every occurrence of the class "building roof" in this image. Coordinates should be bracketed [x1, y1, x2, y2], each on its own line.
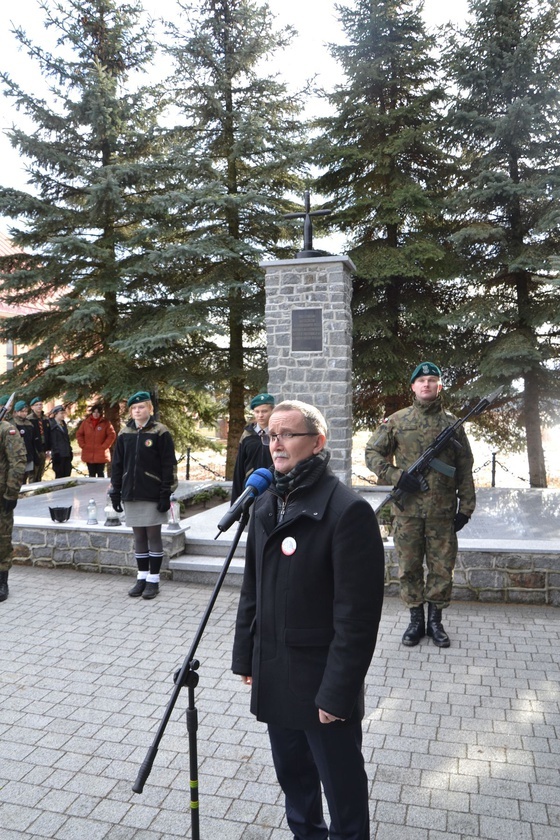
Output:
[0, 230, 23, 257]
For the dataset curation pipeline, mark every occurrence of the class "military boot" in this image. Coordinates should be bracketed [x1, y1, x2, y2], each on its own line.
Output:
[402, 605, 425, 646]
[427, 603, 450, 647]
[0, 571, 9, 602]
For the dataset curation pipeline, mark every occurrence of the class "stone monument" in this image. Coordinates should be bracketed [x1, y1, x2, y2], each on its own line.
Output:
[261, 192, 355, 484]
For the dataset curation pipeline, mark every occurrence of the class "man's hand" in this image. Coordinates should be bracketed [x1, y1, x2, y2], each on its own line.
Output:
[319, 709, 345, 724]
[454, 512, 470, 532]
[396, 470, 423, 494]
[2, 497, 17, 513]
[241, 676, 252, 685]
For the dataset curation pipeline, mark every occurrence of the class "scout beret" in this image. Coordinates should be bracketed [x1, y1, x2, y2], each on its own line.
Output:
[250, 393, 275, 410]
[51, 404, 65, 415]
[127, 391, 151, 407]
[0, 395, 9, 406]
[14, 400, 27, 412]
[30, 397, 42, 406]
[410, 362, 442, 383]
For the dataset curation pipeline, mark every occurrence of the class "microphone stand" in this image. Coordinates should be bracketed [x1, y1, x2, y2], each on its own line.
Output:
[132, 504, 251, 840]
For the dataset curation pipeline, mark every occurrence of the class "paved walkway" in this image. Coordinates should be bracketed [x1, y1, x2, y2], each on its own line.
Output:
[1, 566, 559, 839]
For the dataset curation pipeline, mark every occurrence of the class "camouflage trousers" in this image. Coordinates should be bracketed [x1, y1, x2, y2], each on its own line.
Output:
[0, 508, 14, 572]
[393, 516, 458, 609]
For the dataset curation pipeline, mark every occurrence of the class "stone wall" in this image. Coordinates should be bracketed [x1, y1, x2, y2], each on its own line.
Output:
[12, 523, 187, 578]
[383, 545, 560, 606]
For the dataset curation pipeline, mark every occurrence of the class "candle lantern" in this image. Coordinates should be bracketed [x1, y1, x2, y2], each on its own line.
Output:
[87, 498, 98, 525]
[103, 493, 122, 527]
[167, 494, 181, 531]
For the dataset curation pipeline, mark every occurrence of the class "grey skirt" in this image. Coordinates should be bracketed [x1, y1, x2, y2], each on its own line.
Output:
[123, 500, 168, 527]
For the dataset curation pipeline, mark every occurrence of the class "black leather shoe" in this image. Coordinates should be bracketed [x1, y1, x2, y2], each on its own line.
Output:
[128, 579, 146, 597]
[142, 582, 159, 600]
[402, 605, 425, 646]
[427, 603, 450, 647]
[0, 571, 9, 602]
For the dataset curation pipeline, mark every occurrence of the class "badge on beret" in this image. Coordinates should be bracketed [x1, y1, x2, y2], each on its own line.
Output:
[281, 537, 297, 556]
[144, 439, 153, 447]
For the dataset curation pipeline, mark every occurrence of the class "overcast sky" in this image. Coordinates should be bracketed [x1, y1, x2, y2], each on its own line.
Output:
[0, 0, 469, 234]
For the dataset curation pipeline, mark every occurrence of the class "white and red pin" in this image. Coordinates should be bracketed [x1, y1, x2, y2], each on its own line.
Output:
[281, 537, 297, 556]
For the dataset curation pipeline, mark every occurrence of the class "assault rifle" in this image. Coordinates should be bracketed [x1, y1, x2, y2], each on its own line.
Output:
[0, 392, 16, 423]
[375, 386, 503, 514]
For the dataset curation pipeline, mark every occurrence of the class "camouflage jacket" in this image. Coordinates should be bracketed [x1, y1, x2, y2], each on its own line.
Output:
[0, 419, 27, 500]
[365, 396, 476, 519]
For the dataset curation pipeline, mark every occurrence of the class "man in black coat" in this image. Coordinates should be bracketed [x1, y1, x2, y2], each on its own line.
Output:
[232, 400, 385, 840]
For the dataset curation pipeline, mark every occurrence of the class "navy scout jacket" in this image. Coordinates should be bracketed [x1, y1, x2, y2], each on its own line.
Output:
[111, 417, 177, 503]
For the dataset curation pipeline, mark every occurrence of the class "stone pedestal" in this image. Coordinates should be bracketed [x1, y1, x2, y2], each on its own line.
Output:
[261, 256, 355, 484]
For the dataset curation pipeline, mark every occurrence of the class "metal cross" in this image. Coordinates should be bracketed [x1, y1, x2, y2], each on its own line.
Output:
[284, 190, 331, 258]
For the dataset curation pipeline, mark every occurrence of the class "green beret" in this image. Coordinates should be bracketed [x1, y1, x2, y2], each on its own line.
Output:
[30, 397, 42, 406]
[410, 362, 442, 383]
[0, 396, 9, 406]
[127, 391, 151, 407]
[250, 393, 275, 410]
[14, 400, 27, 412]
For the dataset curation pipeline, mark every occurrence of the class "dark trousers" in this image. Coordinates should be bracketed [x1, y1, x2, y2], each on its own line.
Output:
[53, 456, 72, 479]
[268, 721, 370, 840]
[87, 463, 105, 478]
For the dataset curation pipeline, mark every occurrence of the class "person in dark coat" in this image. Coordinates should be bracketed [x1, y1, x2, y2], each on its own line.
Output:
[110, 391, 177, 600]
[230, 392, 274, 502]
[232, 400, 385, 840]
[49, 405, 73, 478]
[27, 397, 51, 482]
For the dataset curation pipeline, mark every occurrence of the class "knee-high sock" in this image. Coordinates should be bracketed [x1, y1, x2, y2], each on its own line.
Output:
[135, 552, 150, 577]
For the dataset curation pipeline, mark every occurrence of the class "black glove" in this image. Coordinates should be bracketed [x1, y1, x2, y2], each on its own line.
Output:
[396, 470, 423, 494]
[454, 512, 470, 532]
[110, 492, 123, 513]
[2, 497, 17, 513]
[157, 494, 171, 513]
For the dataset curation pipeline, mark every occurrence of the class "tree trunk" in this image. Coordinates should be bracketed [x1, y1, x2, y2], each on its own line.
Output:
[104, 402, 121, 481]
[523, 370, 547, 487]
[225, 288, 246, 480]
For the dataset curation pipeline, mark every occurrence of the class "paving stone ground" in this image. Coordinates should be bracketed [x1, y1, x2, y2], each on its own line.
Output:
[0, 566, 559, 839]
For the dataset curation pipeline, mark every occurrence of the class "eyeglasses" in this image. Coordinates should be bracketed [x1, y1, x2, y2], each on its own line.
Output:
[261, 432, 317, 446]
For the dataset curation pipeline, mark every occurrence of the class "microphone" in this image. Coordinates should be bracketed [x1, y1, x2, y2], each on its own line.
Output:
[216, 467, 273, 535]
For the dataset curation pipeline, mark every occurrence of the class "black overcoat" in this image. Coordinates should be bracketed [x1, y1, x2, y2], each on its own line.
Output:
[232, 467, 385, 730]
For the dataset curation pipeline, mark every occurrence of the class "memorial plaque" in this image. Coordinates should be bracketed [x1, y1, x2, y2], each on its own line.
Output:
[292, 308, 323, 352]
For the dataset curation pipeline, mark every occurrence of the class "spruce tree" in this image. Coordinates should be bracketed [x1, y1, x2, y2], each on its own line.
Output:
[445, 0, 560, 487]
[314, 0, 470, 427]
[159, 0, 307, 476]
[0, 0, 215, 441]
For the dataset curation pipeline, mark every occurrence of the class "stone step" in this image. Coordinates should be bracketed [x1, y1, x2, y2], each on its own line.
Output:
[183, 534, 246, 558]
[170, 553, 244, 588]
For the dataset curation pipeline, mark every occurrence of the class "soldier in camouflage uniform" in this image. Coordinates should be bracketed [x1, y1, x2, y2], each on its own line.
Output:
[0, 416, 27, 601]
[365, 362, 476, 647]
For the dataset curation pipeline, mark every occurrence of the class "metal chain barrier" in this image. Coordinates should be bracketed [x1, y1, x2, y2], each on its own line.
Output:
[178, 448, 225, 481]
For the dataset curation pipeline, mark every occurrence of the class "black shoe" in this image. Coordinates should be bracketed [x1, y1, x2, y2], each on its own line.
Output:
[402, 605, 425, 646]
[0, 571, 9, 602]
[427, 604, 450, 647]
[142, 581, 159, 600]
[128, 579, 146, 597]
